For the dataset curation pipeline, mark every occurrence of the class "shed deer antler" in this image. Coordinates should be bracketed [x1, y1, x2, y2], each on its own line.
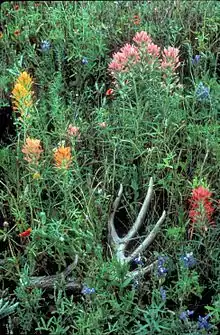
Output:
[108, 177, 166, 279]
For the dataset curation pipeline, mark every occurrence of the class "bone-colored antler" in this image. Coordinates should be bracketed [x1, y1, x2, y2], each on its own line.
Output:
[108, 178, 166, 278]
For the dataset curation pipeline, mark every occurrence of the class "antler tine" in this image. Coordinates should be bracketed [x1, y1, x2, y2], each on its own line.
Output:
[108, 183, 123, 244]
[127, 260, 157, 279]
[121, 177, 154, 244]
[128, 210, 166, 262]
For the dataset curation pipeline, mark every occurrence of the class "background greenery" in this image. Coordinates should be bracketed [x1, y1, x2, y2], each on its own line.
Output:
[0, 1, 220, 334]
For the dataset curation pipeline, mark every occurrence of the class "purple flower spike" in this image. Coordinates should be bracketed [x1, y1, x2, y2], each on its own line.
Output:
[192, 54, 201, 65]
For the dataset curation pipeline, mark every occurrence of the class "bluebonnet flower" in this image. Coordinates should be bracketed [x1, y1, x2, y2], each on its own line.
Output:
[160, 287, 166, 301]
[198, 315, 211, 331]
[157, 256, 168, 277]
[179, 310, 194, 321]
[133, 255, 144, 266]
[195, 82, 210, 102]
[81, 286, 95, 295]
[180, 252, 196, 268]
[132, 278, 140, 289]
[192, 54, 201, 65]
[41, 40, 51, 52]
[82, 57, 88, 65]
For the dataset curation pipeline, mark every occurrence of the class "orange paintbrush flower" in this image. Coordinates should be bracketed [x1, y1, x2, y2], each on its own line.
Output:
[53, 145, 72, 169]
[22, 137, 43, 165]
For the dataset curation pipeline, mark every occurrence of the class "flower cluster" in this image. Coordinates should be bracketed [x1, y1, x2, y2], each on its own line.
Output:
[53, 144, 72, 169]
[81, 286, 95, 295]
[161, 46, 180, 72]
[192, 54, 201, 65]
[157, 256, 168, 277]
[195, 82, 210, 101]
[108, 43, 140, 73]
[180, 252, 196, 268]
[22, 137, 43, 165]
[41, 40, 51, 52]
[11, 71, 34, 117]
[189, 186, 214, 238]
[198, 314, 211, 331]
[108, 31, 180, 76]
[179, 309, 194, 321]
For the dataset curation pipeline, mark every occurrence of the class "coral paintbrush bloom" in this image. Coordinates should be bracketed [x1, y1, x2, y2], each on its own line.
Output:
[22, 137, 43, 165]
[147, 43, 160, 57]
[19, 227, 32, 237]
[67, 124, 80, 138]
[133, 31, 152, 45]
[188, 186, 214, 239]
[108, 44, 140, 74]
[54, 146, 72, 169]
[133, 15, 141, 25]
[161, 46, 180, 71]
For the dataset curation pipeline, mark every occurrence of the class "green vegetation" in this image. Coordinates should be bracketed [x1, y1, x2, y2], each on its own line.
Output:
[0, 1, 220, 334]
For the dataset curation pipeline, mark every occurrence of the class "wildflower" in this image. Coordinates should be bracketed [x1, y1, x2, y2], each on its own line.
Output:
[106, 88, 114, 96]
[189, 186, 214, 239]
[180, 252, 196, 268]
[82, 57, 88, 65]
[132, 278, 140, 289]
[133, 15, 141, 25]
[0, 32, 3, 39]
[133, 31, 152, 45]
[161, 46, 180, 71]
[11, 71, 34, 115]
[53, 145, 72, 169]
[198, 315, 211, 331]
[192, 54, 201, 65]
[14, 4, 19, 10]
[157, 256, 168, 277]
[98, 122, 107, 128]
[67, 124, 80, 138]
[160, 287, 166, 301]
[41, 40, 51, 52]
[22, 138, 43, 165]
[108, 44, 140, 73]
[19, 227, 32, 237]
[147, 43, 160, 58]
[195, 82, 210, 101]
[14, 30, 20, 37]
[81, 286, 95, 295]
[179, 310, 194, 321]
[32, 172, 41, 180]
[133, 255, 144, 266]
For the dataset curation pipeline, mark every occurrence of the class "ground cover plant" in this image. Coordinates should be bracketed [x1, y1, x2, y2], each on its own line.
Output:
[0, 1, 220, 334]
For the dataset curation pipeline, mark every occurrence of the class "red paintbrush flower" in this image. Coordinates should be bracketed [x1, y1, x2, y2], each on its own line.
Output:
[106, 88, 114, 96]
[188, 186, 215, 239]
[19, 227, 32, 237]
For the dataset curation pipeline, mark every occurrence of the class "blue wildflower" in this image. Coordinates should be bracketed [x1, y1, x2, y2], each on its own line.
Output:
[195, 82, 210, 102]
[41, 40, 51, 52]
[179, 310, 194, 321]
[157, 256, 168, 277]
[133, 255, 144, 266]
[180, 252, 196, 268]
[81, 286, 95, 295]
[198, 315, 211, 331]
[160, 287, 166, 301]
[82, 57, 88, 65]
[132, 278, 139, 289]
[192, 54, 201, 65]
